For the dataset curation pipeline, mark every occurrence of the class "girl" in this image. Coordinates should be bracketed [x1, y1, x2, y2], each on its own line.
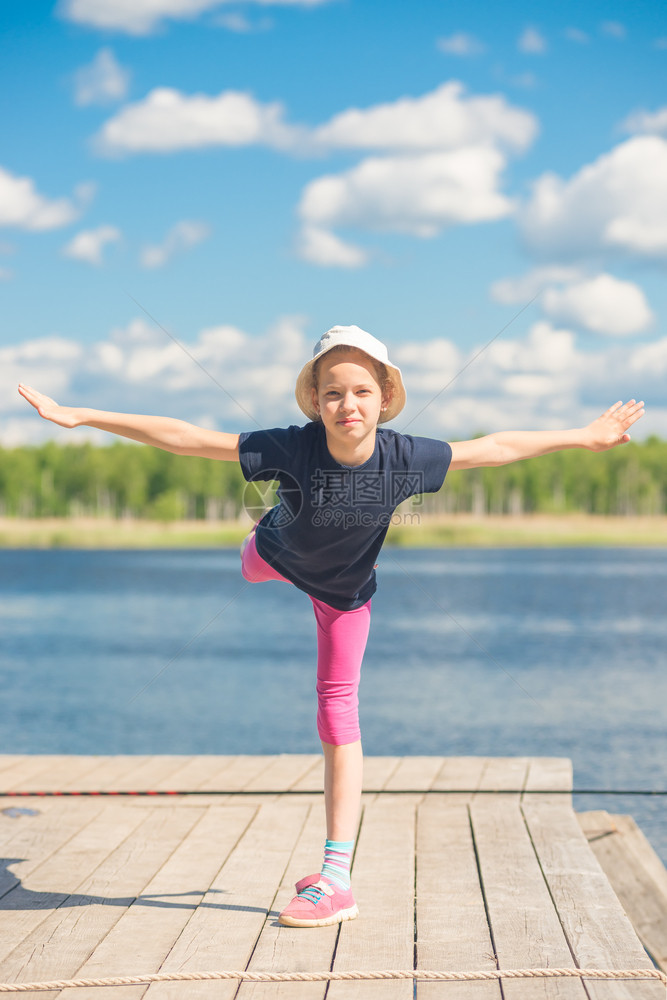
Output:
[18, 324, 644, 928]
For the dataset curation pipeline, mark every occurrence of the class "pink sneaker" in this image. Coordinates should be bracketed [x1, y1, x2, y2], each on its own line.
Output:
[279, 877, 358, 927]
[294, 873, 320, 894]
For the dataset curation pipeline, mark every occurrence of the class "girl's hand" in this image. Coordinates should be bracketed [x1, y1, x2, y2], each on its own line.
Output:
[584, 399, 645, 452]
[17, 384, 83, 429]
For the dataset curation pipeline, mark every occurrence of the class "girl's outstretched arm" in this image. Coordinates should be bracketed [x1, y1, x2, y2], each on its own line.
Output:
[17, 384, 239, 462]
[449, 399, 645, 471]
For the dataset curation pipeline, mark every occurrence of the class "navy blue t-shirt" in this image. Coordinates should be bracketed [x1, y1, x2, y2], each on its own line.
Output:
[238, 421, 452, 610]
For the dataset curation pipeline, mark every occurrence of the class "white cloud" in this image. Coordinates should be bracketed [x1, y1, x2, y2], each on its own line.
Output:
[654, 38, 667, 50]
[437, 33, 485, 56]
[601, 21, 626, 39]
[216, 11, 272, 31]
[541, 274, 654, 336]
[90, 315, 309, 402]
[91, 81, 535, 268]
[1, 338, 85, 441]
[90, 80, 538, 269]
[95, 81, 538, 159]
[510, 73, 538, 90]
[59, 0, 332, 36]
[6, 317, 666, 444]
[510, 72, 538, 89]
[297, 86, 532, 265]
[74, 180, 98, 207]
[628, 337, 667, 380]
[94, 87, 299, 155]
[520, 136, 667, 258]
[392, 320, 664, 437]
[217, 11, 251, 30]
[1, 336, 83, 366]
[0, 267, 13, 281]
[140, 220, 211, 268]
[62, 225, 121, 265]
[73, 48, 130, 105]
[564, 28, 589, 44]
[0, 166, 81, 231]
[620, 105, 667, 138]
[474, 321, 578, 382]
[491, 266, 584, 304]
[518, 27, 547, 54]
[299, 148, 515, 239]
[313, 82, 537, 155]
[297, 225, 368, 268]
[492, 267, 654, 336]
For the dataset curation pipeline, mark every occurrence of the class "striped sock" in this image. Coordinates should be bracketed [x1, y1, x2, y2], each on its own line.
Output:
[321, 838, 355, 890]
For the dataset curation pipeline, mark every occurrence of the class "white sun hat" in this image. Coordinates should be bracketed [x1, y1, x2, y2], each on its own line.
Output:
[295, 325, 406, 423]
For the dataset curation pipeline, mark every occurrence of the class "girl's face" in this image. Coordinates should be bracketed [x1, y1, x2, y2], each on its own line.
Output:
[311, 349, 388, 448]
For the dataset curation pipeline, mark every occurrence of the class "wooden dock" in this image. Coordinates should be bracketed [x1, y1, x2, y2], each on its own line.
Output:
[0, 754, 664, 998]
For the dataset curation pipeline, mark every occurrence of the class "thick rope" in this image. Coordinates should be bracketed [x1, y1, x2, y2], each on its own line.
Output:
[0, 967, 665, 992]
[6, 788, 667, 796]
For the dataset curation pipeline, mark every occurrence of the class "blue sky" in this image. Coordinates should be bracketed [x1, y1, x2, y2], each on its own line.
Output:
[2, 0, 666, 444]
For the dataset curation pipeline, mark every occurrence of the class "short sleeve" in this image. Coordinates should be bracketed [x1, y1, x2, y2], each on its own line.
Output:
[405, 435, 452, 494]
[238, 425, 301, 482]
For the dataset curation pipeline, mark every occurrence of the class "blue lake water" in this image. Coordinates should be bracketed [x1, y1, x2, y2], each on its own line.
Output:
[1, 547, 666, 860]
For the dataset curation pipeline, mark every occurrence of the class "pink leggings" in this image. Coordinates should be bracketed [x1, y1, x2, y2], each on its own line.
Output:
[241, 531, 370, 745]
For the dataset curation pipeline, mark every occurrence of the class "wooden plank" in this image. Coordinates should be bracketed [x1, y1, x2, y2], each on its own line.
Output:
[0, 756, 90, 792]
[58, 756, 151, 791]
[243, 755, 322, 792]
[471, 798, 586, 998]
[0, 803, 151, 968]
[361, 756, 402, 790]
[577, 810, 616, 841]
[290, 757, 324, 793]
[57, 804, 258, 1000]
[3, 758, 658, 1000]
[524, 759, 573, 805]
[161, 755, 235, 791]
[384, 756, 445, 792]
[578, 811, 667, 973]
[0, 806, 204, 988]
[430, 757, 488, 802]
[590, 813, 667, 905]
[416, 800, 500, 999]
[0, 757, 27, 777]
[106, 756, 195, 791]
[476, 758, 529, 799]
[238, 802, 335, 1000]
[0, 800, 106, 899]
[151, 755, 234, 791]
[196, 755, 280, 792]
[144, 800, 310, 999]
[523, 801, 663, 999]
[0, 795, 65, 821]
[289, 754, 391, 797]
[328, 796, 417, 999]
[7, 757, 105, 793]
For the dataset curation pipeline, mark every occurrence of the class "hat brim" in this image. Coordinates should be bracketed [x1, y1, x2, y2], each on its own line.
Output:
[295, 347, 406, 424]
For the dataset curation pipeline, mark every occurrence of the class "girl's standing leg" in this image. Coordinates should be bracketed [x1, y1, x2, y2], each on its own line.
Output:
[243, 531, 367, 839]
[312, 597, 370, 842]
[279, 597, 370, 926]
[322, 739, 363, 840]
[242, 533, 369, 926]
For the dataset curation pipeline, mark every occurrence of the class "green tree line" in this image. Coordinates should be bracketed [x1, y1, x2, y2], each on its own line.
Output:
[0, 437, 665, 520]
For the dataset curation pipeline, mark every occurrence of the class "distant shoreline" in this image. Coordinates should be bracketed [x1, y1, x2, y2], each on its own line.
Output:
[0, 514, 665, 548]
